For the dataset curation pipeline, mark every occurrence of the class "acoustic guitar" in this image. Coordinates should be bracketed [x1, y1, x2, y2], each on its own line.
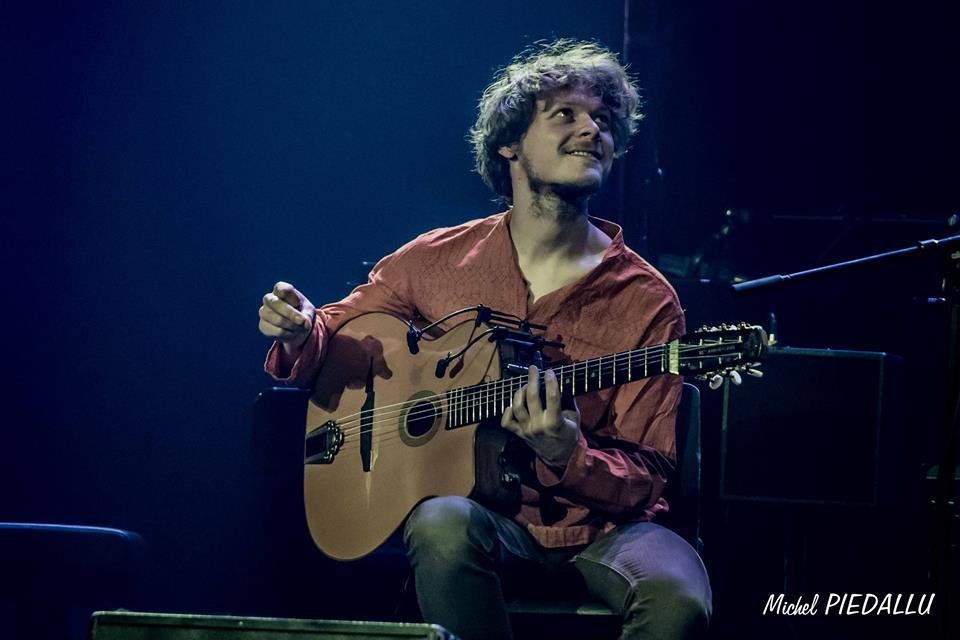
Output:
[302, 311, 766, 560]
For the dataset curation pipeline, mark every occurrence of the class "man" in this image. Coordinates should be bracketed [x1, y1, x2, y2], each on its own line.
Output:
[260, 40, 711, 639]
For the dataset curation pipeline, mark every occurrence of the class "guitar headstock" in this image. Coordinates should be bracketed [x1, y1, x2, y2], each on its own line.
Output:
[679, 322, 769, 383]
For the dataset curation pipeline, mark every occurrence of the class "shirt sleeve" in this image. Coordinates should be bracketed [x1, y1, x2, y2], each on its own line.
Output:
[533, 295, 686, 519]
[263, 248, 419, 388]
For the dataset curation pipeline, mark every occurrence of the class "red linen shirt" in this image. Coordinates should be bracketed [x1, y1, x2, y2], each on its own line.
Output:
[265, 211, 685, 548]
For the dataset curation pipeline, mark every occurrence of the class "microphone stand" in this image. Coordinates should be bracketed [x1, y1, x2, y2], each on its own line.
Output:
[732, 233, 960, 637]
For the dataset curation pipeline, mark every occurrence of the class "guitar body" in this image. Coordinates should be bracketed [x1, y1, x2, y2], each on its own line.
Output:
[300, 311, 766, 561]
[304, 312, 501, 560]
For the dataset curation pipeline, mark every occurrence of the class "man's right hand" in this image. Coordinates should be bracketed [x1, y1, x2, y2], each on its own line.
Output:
[259, 281, 317, 359]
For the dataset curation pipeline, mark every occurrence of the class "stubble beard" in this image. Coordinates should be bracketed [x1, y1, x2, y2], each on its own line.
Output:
[520, 155, 600, 221]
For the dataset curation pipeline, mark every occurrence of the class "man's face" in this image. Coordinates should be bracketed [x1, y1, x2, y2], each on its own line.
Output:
[500, 87, 615, 200]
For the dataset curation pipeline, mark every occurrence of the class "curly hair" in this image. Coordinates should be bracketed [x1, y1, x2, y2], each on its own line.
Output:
[469, 39, 642, 204]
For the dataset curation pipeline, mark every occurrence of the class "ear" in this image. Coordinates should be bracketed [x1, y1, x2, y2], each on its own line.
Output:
[498, 144, 518, 161]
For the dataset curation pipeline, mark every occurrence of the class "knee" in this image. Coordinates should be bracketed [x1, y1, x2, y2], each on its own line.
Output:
[627, 576, 711, 637]
[403, 496, 491, 563]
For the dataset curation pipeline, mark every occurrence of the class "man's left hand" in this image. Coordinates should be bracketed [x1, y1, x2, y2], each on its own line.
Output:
[501, 365, 580, 471]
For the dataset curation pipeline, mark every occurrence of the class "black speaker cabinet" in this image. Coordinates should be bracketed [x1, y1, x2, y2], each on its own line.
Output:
[721, 347, 904, 506]
[89, 611, 457, 640]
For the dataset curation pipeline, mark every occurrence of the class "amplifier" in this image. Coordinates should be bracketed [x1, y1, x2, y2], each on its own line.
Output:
[720, 347, 904, 506]
[89, 611, 456, 640]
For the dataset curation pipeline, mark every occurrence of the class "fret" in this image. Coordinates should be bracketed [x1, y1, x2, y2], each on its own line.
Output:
[481, 385, 485, 419]
[482, 383, 487, 420]
[448, 389, 453, 429]
[446, 390, 453, 429]
[451, 389, 460, 426]
[612, 353, 616, 385]
[644, 347, 648, 377]
[485, 384, 488, 418]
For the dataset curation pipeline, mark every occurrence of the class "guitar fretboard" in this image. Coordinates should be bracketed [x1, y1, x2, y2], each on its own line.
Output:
[444, 340, 679, 430]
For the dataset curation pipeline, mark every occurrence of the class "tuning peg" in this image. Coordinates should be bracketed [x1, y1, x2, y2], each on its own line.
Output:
[708, 374, 724, 390]
[729, 369, 742, 385]
[744, 366, 764, 378]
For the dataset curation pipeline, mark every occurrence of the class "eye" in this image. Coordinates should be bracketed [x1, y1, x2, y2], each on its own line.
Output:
[593, 112, 611, 129]
[552, 108, 574, 120]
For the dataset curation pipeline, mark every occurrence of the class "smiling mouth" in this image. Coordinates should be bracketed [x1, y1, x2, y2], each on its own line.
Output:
[566, 150, 602, 160]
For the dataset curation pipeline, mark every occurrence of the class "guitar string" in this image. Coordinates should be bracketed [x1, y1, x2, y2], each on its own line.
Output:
[320, 343, 680, 438]
[313, 349, 747, 449]
[328, 351, 745, 455]
[324, 346, 744, 443]
[317, 340, 722, 432]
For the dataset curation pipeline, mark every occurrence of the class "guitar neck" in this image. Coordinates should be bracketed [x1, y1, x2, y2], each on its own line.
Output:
[444, 340, 679, 430]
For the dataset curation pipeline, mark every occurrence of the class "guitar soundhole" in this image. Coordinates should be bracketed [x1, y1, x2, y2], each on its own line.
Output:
[398, 391, 441, 447]
[406, 401, 436, 438]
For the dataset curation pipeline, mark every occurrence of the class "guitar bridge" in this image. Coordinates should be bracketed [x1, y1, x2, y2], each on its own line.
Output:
[304, 421, 344, 464]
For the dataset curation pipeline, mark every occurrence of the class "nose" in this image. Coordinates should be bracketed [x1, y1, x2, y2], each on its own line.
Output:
[578, 115, 601, 138]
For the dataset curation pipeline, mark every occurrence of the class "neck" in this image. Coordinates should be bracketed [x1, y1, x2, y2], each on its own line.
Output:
[508, 188, 593, 260]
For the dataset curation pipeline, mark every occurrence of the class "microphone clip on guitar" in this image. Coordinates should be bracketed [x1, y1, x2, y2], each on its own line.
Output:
[404, 305, 563, 378]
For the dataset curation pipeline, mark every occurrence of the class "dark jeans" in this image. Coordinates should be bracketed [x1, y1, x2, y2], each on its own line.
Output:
[404, 496, 712, 640]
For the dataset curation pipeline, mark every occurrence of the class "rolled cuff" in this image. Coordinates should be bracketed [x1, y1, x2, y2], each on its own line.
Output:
[534, 430, 590, 489]
[263, 320, 323, 387]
